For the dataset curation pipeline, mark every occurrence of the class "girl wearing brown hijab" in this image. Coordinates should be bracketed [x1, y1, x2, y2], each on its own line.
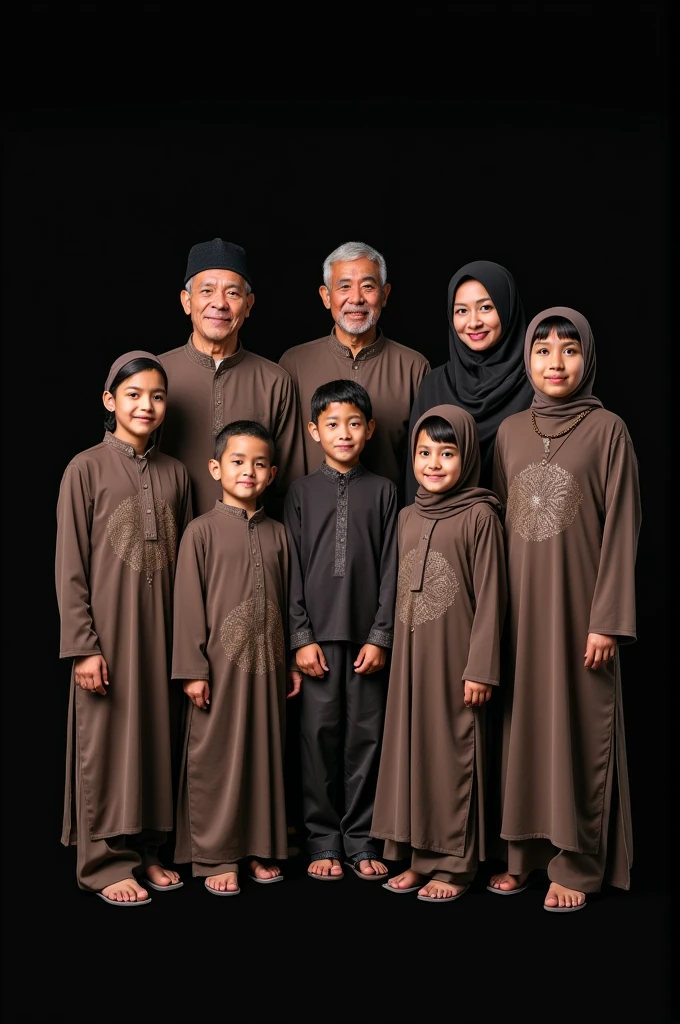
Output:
[489, 308, 641, 911]
[55, 351, 193, 905]
[406, 260, 533, 499]
[370, 405, 507, 901]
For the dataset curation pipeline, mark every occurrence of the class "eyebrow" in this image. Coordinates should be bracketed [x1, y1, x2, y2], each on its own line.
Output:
[454, 296, 491, 306]
[336, 275, 378, 284]
[124, 385, 167, 392]
[229, 451, 268, 459]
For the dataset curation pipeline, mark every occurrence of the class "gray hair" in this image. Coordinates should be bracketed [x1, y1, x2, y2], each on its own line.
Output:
[322, 241, 387, 289]
[185, 275, 252, 296]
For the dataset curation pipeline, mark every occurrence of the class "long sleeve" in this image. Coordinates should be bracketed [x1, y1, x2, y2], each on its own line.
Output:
[171, 526, 210, 680]
[404, 383, 430, 505]
[283, 486, 315, 649]
[55, 464, 101, 658]
[491, 425, 509, 507]
[588, 431, 641, 644]
[462, 510, 508, 686]
[268, 370, 306, 518]
[178, 466, 194, 536]
[367, 483, 398, 648]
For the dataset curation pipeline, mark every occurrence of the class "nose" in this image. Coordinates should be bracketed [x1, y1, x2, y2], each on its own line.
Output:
[468, 308, 483, 327]
[347, 283, 364, 303]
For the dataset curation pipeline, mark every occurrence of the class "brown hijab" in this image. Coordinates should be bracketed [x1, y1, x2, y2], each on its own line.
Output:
[410, 404, 502, 590]
[104, 349, 167, 392]
[525, 306, 604, 425]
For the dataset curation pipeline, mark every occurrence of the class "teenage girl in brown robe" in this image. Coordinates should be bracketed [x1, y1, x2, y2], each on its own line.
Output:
[371, 405, 507, 902]
[56, 351, 193, 906]
[489, 308, 641, 912]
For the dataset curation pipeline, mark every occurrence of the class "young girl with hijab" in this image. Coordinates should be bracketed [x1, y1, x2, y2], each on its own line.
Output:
[370, 405, 507, 901]
[488, 308, 641, 911]
[55, 351, 193, 906]
[406, 260, 533, 498]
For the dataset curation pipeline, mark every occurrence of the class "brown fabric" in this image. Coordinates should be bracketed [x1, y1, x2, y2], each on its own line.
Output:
[492, 398, 640, 884]
[370, 491, 507, 858]
[157, 338, 305, 518]
[279, 331, 430, 501]
[104, 349, 164, 391]
[172, 502, 289, 866]
[56, 433, 193, 845]
[525, 305, 604, 423]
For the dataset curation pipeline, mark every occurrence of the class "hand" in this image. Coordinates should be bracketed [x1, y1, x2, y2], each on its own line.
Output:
[464, 680, 492, 708]
[287, 670, 302, 698]
[584, 633, 617, 670]
[183, 679, 210, 710]
[354, 644, 387, 675]
[74, 654, 109, 696]
[295, 644, 328, 679]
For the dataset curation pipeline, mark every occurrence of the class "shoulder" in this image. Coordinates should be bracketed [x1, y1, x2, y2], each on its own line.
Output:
[398, 503, 417, 526]
[156, 345, 187, 366]
[382, 337, 430, 369]
[497, 409, 528, 438]
[279, 337, 329, 368]
[62, 442, 108, 476]
[242, 349, 295, 385]
[361, 469, 397, 499]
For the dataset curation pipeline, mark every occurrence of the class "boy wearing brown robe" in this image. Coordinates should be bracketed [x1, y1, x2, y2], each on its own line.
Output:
[371, 405, 507, 902]
[284, 380, 398, 881]
[279, 240, 430, 504]
[172, 420, 299, 895]
[158, 238, 305, 519]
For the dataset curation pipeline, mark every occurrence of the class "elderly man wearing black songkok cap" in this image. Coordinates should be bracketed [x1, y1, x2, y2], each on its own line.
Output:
[157, 238, 305, 519]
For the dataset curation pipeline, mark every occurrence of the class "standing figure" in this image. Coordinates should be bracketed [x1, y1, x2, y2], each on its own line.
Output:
[406, 260, 533, 496]
[279, 240, 430, 504]
[284, 380, 398, 881]
[56, 351, 193, 906]
[371, 405, 507, 902]
[489, 307, 641, 912]
[158, 237, 305, 519]
[172, 421, 298, 896]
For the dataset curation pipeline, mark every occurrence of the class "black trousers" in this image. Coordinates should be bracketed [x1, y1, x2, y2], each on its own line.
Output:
[300, 641, 388, 861]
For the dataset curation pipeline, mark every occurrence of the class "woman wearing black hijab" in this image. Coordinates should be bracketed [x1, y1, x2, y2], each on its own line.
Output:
[405, 261, 533, 499]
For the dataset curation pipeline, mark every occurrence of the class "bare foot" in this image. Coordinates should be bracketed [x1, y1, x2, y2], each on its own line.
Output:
[249, 858, 281, 880]
[419, 879, 466, 900]
[144, 864, 181, 887]
[488, 871, 529, 892]
[308, 858, 343, 878]
[355, 859, 388, 877]
[100, 877, 149, 903]
[544, 881, 586, 909]
[386, 868, 426, 891]
[205, 870, 239, 893]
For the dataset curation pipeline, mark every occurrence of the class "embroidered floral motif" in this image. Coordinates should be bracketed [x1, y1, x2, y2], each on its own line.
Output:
[397, 548, 459, 629]
[507, 461, 583, 542]
[107, 496, 177, 576]
[221, 598, 285, 675]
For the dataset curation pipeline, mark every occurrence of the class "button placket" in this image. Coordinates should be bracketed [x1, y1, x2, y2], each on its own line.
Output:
[249, 521, 266, 629]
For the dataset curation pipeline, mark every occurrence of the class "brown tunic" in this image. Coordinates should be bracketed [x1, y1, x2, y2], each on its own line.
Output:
[172, 502, 289, 865]
[371, 501, 507, 857]
[279, 331, 430, 501]
[492, 408, 640, 875]
[56, 432, 193, 844]
[157, 338, 305, 518]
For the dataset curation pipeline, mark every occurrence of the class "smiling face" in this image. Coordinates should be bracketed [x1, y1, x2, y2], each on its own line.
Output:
[319, 257, 391, 346]
[181, 268, 254, 353]
[452, 278, 503, 352]
[103, 368, 167, 454]
[530, 326, 585, 398]
[209, 433, 277, 513]
[308, 401, 375, 472]
[413, 428, 462, 494]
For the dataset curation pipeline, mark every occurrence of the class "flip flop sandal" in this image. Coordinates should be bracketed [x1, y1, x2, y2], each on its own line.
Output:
[382, 879, 422, 894]
[417, 884, 470, 904]
[204, 879, 241, 896]
[345, 860, 387, 882]
[486, 880, 531, 896]
[543, 899, 587, 913]
[307, 868, 344, 881]
[96, 891, 152, 907]
[141, 877, 184, 891]
[248, 871, 284, 884]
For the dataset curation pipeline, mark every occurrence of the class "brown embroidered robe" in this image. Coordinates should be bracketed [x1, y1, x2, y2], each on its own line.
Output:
[157, 338, 305, 518]
[56, 432, 192, 844]
[172, 502, 289, 865]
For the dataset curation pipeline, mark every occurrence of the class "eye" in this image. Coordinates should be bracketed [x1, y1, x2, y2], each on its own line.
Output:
[480, 304, 494, 312]
[453, 307, 467, 316]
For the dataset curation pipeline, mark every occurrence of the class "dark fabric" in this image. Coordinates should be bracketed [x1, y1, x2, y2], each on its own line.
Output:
[525, 305, 604, 424]
[300, 642, 388, 860]
[406, 261, 533, 496]
[184, 237, 251, 286]
[284, 464, 398, 650]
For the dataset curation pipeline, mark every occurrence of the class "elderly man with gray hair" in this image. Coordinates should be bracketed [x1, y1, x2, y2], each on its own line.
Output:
[279, 240, 430, 505]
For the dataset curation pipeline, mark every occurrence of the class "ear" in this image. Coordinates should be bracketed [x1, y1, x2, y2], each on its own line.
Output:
[244, 292, 255, 318]
[365, 418, 376, 440]
[180, 289, 192, 315]
[208, 458, 222, 481]
[319, 285, 331, 310]
[307, 421, 321, 443]
[102, 390, 116, 412]
[380, 282, 391, 306]
[267, 465, 278, 486]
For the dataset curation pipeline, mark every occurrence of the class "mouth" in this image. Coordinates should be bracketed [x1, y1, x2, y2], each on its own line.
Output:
[237, 481, 256, 487]
[545, 377, 567, 383]
[334, 445, 354, 451]
[467, 332, 488, 342]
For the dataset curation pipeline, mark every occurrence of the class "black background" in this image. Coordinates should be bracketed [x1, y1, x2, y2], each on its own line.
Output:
[2, 3, 673, 1023]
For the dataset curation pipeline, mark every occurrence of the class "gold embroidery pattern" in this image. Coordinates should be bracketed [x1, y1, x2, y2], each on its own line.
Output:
[221, 598, 285, 675]
[507, 461, 583, 542]
[397, 548, 459, 629]
[107, 496, 177, 575]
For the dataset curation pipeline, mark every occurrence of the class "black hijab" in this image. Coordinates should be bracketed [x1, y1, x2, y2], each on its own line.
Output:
[406, 260, 533, 498]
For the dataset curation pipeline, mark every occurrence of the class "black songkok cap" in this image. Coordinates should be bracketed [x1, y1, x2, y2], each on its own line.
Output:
[184, 238, 252, 287]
